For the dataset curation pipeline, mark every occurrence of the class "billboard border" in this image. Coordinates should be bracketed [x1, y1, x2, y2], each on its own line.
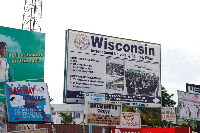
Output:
[64, 29, 161, 108]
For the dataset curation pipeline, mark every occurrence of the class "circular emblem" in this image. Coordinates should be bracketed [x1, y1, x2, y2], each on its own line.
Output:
[74, 34, 90, 50]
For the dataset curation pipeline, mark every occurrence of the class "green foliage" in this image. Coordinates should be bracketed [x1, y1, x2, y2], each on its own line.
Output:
[149, 119, 173, 128]
[182, 120, 197, 132]
[161, 86, 176, 107]
[59, 112, 75, 124]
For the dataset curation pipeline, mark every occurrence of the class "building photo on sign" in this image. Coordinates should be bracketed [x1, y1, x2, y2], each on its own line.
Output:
[64, 29, 161, 108]
[5, 81, 52, 122]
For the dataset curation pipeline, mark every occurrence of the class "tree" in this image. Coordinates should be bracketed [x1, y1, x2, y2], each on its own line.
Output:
[123, 86, 176, 128]
[161, 86, 176, 107]
[59, 112, 75, 124]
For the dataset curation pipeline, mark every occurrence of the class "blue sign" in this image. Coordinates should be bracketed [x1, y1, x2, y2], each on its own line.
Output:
[5, 81, 52, 122]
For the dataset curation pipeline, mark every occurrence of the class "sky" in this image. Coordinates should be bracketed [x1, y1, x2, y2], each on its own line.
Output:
[0, 0, 200, 104]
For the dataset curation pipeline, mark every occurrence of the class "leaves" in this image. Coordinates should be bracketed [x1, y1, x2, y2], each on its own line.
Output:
[59, 112, 75, 124]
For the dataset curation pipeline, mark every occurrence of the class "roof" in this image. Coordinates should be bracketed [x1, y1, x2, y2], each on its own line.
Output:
[51, 104, 84, 112]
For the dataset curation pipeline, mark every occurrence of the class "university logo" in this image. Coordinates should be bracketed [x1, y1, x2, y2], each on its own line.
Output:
[74, 34, 90, 50]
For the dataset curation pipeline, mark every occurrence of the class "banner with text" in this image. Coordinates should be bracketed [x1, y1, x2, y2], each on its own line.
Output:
[186, 83, 200, 94]
[85, 102, 121, 126]
[5, 81, 52, 122]
[161, 107, 176, 124]
[84, 92, 105, 114]
[178, 90, 200, 121]
[0, 26, 45, 103]
[64, 29, 161, 107]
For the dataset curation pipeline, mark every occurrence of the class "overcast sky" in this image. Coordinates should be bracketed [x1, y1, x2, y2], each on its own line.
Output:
[0, 0, 200, 104]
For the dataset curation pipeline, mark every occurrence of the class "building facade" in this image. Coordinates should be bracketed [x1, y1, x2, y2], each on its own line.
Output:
[51, 104, 84, 124]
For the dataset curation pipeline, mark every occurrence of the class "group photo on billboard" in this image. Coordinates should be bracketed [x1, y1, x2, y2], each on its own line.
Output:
[64, 30, 161, 107]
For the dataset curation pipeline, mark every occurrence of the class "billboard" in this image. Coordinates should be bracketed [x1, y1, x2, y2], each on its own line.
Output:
[178, 90, 200, 120]
[64, 29, 161, 107]
[119, 112, 141, 128]
[85, 102, 121, 126]
[0, 26, 45, 103]
[161, 107, 176, 124]
[5, 81, 52, 122]
[186, 83, 200, 94]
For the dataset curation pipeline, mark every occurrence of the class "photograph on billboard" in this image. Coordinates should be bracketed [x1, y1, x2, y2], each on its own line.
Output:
[186, 83, 200, 94]
[5, 81, 52, 122]
[64, 30, 161, 107]
[178, 90, 200, 121]
[85, 102, 121, 126]
[0, 26, 45, 103]
[161, 107, 176, 124]
[119, 112, 141, 128]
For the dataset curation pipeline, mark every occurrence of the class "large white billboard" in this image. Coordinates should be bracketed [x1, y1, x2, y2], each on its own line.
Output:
[178, 90, 200, 120]
[64, 30, 161, 107]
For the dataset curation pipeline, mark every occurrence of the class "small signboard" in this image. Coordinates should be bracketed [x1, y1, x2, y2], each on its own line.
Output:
[186, 83, 200, 94]
[161, 107, 176, 124]
[119, 112, 141, 128]
[85, 102, 121, 126]
[5, 81, 52, 122]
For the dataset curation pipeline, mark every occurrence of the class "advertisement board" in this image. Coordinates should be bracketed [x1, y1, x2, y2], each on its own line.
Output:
[85, 102, 121, 126]
[186, 83, 200, 94]
[0, 26, 45, 103]
[64, 29, 161, 107]
[5, 81, 52, 122]
[161, 107, 176, 124]
[119, 112, 141, 128]
[178, 90, 200, 120]
[84, 92, 105, 113]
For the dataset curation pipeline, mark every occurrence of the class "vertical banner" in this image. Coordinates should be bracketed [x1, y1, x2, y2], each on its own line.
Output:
[119, 112, 141, 128]
[85, 102, 121, 126]
[0, 26, 45, 103]
[64, 29, 161, 107]
[5, 81, 52, 122]
[178, 90, 200, 120]
[161, 107, 176, 124]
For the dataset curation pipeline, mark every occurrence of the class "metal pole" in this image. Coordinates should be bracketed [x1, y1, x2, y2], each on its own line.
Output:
[136, 107, 139, 113]
[102, 126, 105, 133]
[89, 125, 92, 133]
